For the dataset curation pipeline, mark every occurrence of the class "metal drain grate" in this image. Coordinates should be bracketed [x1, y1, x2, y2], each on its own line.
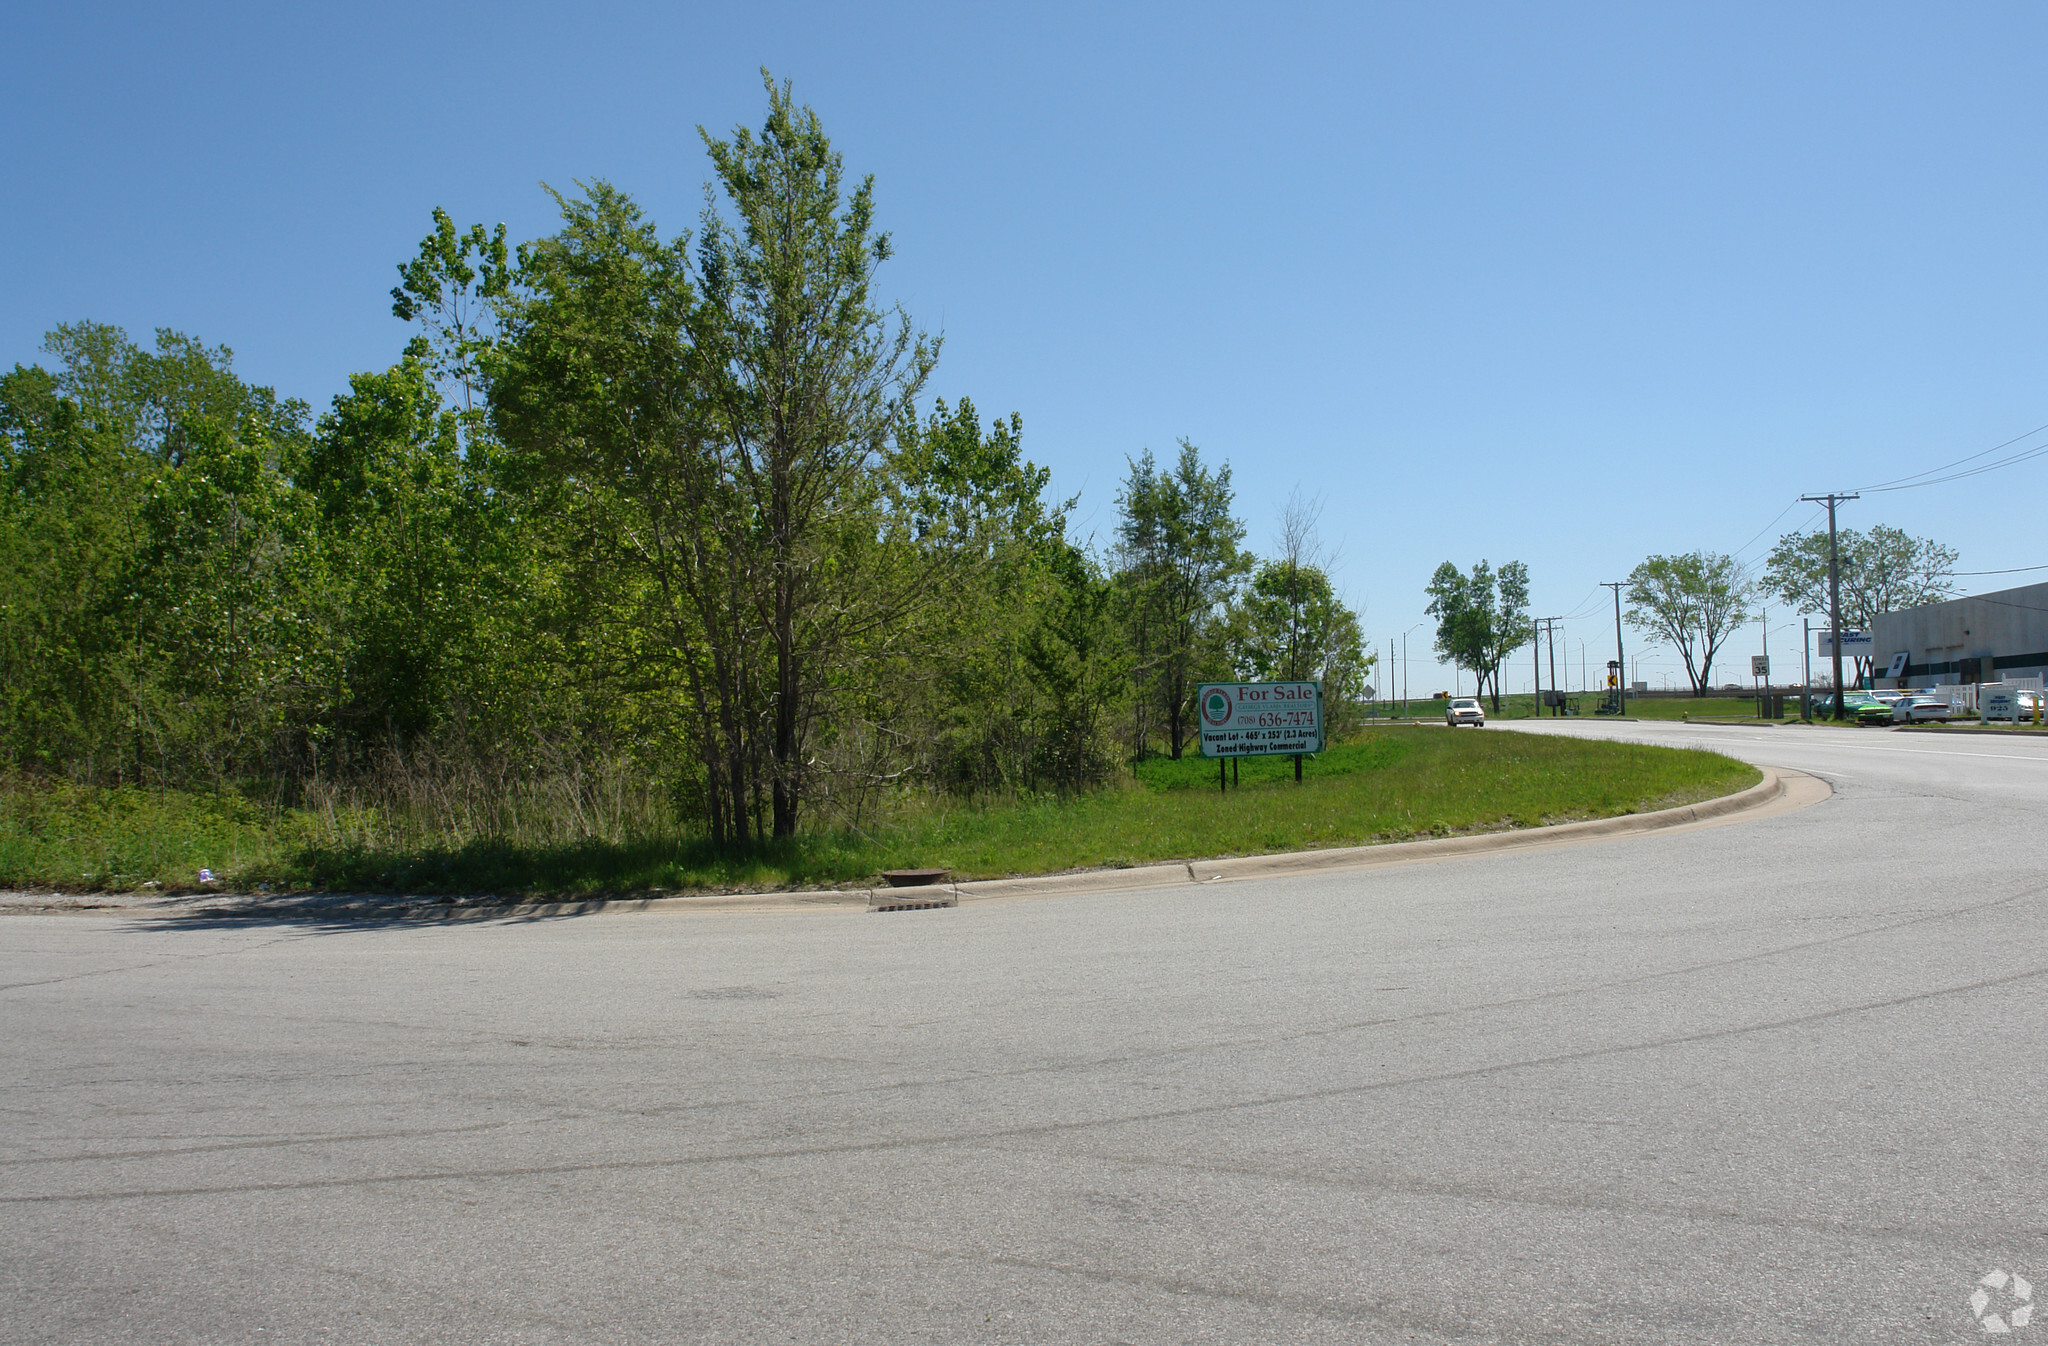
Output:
[867, 888, 959, 913]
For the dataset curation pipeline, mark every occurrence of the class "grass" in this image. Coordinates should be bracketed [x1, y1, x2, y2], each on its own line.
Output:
[1370, 693, 1791, 722]
[1, 730, 1758, 898]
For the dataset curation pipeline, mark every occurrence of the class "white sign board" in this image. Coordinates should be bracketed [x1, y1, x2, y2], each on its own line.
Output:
[1751, 655, 1770, 677]
[1197, 681, 1323, 758]
[1982, 687, 2020, 722]
[1816, 630, 1874, 656]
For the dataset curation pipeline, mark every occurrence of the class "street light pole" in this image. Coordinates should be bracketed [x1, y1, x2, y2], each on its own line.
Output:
[1402, 622, 1423, 718]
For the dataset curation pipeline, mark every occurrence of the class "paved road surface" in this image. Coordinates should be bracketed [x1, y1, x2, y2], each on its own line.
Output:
[5, 720, 2046, 1343]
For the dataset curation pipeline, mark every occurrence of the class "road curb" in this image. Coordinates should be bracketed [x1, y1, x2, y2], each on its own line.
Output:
[15, 765, 1823, 922]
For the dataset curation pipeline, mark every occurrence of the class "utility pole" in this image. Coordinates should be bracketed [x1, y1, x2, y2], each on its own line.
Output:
[1546, 618, 1561, 716]
[1801, 493, 1858, 720]
[1602, 582, 1626, 716]
[1530, 617, 1564, 716]
[1531, 621, 1542, 719]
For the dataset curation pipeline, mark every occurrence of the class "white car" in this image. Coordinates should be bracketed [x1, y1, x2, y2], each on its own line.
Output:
[1890, 694, 1953, 724]
[1446, 697, 1485, 727]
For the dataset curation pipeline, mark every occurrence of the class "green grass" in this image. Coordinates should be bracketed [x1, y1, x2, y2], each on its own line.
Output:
[0, 777, 318, 893]
[1369, 693, 1788, 722]
[1, 730, 1758, 897]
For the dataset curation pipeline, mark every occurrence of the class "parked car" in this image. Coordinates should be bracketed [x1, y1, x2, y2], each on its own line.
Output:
[1808, 691, 1892, 724]
[1891, 694, 1954, 724]
[1446, 697, 1485, 727]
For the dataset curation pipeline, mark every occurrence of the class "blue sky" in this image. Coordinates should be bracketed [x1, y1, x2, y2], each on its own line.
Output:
[7, 2, 2046, 692]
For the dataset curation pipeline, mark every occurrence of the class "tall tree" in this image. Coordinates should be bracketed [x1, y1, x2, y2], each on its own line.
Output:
[390, 208, 511, 422]
[1114, 441, 1249, 759]
[1626, 551, 1752, 696]
[689, 73, 937, 838]
[1223, 496, 1370, 729]
[1763, 524, 1958, 628]
[496, 80, 958, 843]
[1423, 559, 1530, 711]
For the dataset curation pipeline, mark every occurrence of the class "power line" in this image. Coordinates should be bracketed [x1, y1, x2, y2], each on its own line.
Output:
[1954, 562, 2048, 577]
[1853, 420, 2048, 494]
[1731, 498, 1810, 562]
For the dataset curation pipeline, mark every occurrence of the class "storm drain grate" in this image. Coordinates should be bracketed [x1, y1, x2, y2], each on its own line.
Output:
[868, 891, 959, 913]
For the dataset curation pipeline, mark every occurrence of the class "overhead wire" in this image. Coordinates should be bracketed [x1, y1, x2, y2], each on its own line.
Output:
[1852, 419, 2048, 494]
[1953, 563, 2048, 577]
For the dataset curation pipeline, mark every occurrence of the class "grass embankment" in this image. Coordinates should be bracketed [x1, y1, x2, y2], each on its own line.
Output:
[2, 731, 1759, 897]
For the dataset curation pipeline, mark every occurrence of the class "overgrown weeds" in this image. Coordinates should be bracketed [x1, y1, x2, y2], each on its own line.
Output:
[0, 730, 1758, 896]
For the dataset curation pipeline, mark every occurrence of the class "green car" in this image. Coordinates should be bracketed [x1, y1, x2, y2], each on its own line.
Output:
[1805, 692, 1894, 724]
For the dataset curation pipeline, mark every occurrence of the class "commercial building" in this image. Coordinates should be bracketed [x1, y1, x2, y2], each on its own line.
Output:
[1869, 580, 2048, 688]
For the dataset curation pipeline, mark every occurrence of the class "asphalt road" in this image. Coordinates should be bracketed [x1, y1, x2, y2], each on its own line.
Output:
[5, 720, 2047, 1344]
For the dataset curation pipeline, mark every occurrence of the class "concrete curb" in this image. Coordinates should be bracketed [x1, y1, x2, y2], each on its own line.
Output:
[11, 765, 1823, 922]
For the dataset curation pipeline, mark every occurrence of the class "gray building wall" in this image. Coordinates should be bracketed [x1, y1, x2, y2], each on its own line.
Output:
[1868, 581, 2048, 687]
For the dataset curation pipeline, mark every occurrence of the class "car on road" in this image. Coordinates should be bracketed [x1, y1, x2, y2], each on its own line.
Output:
[1891, 694, 1954, 724]
[1446, 697, 1485, 727]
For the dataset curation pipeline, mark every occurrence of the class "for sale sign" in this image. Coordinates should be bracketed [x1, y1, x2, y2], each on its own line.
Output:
[1197, 681, 1323, 758]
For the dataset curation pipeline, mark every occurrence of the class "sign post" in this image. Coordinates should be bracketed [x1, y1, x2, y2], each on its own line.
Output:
[1197, 681, 1324, 788]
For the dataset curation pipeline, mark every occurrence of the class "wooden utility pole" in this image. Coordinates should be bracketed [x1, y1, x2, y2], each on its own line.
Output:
[1603, 582, 1625, 716]
[1801, 493, 1858, 720]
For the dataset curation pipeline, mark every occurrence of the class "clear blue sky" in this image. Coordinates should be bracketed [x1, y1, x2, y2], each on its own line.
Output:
[7, 1, 2046, 692]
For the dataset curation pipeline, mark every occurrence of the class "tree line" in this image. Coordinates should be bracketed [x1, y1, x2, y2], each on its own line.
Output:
[0, 77, 1369, 842]
[1420, 525, 1956, 705]
[1621, 528, 1956, 695]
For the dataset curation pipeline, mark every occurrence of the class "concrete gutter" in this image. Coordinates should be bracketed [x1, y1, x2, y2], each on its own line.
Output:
[3, 766, 1826, 922]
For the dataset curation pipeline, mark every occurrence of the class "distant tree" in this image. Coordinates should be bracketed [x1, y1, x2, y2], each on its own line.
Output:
[1423, 559, 1530, 712]
[1114, 441, 1250, 759]
[1763, 524, 1958, 629]
[1625, 552, 1752, 696]
[1223, 494, 1370, 730]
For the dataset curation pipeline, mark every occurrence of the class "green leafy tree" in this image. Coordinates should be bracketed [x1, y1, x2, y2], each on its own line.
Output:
[136, 414, 322, 780]
[689, 73, 937, 838]
[889, 397, 1073, 796]
[1625, 551, 1752, 696]
[1020, 543, 1126, 792]
[1424, 559, 1530, 711]
[1114, 441, 1250, 759]
[306, 355, 545, 750]
[496, 79, 959, 843]
[0, 324, 315, 784]
[1763, 524, 1958, 628]
[391, 208, 511, 421]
